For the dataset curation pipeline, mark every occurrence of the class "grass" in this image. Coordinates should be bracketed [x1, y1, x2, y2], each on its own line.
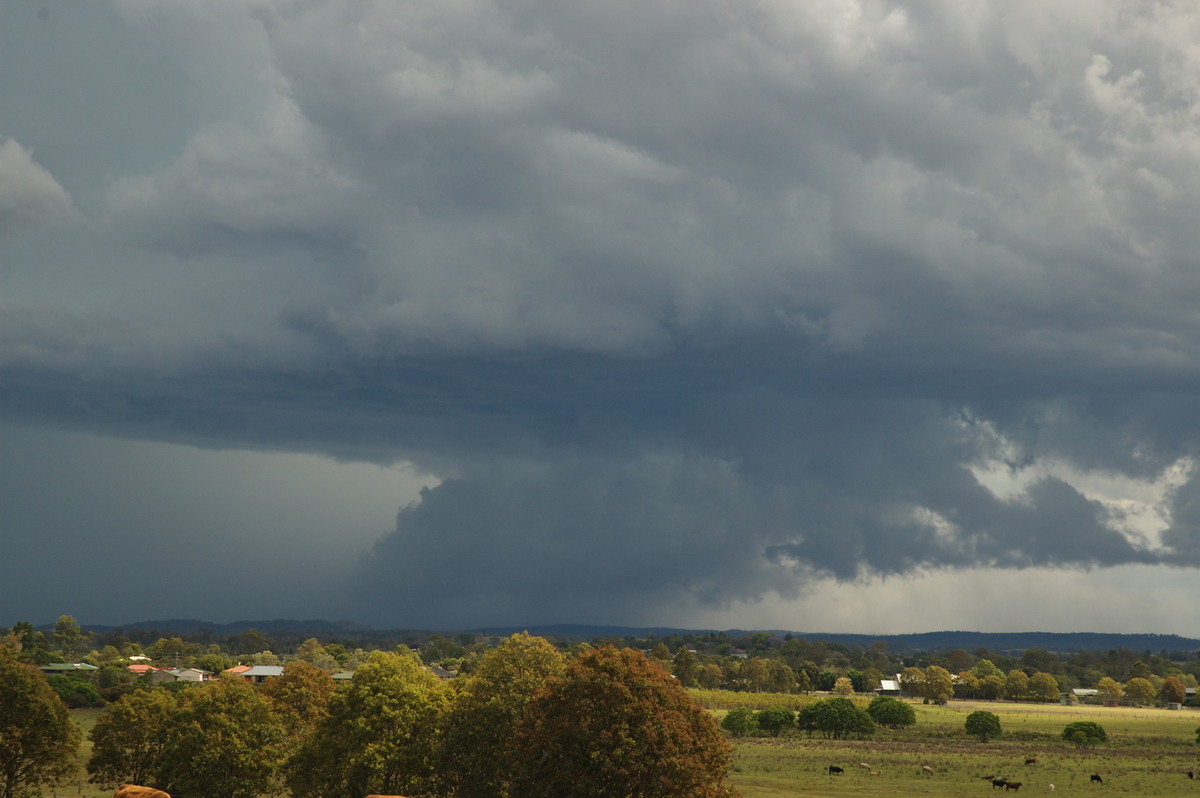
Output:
[724, 698, 1200, 798]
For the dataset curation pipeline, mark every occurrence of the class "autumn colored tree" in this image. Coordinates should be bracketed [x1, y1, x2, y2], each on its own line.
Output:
[965, 710, 1001, 742]
[1159, 676, 1186, 705]
[440, 633, 565, 798]
[0, 649, 81, 798]
[510, 646, 737, 798]
[158, 675, 286, 798]
[832, 676, 854, 695]
[87, 687, 179, 788]
[287, 649, 448, 798]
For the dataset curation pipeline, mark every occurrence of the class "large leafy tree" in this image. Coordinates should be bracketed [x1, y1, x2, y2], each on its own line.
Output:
[719, 707, 757, 738]
[287, 649, 448, 798]
[510, 646, 737, 798]
[1096, 676, 1124, 701]
[87, 687, 179, 788]
[1028, 672, 1060, 701]
[0, 649, 82, 798]
[260, 661, 336, 739]
[796, 697, 874, 740]
[1159, 676, 1186, 705]
[922, 665, 954, 704]
[158, 675, 286, 798]
[1124, 677, 1156, 706]
[965, 710, 1002, 742]
[754, 707, 794, 736]
[1004, 669, 1029, 700]
[440, 632, 564, 798]
[866, 695, 916, 729]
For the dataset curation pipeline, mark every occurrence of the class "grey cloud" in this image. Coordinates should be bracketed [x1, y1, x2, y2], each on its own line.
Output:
[4, 1, 1200, 628]
[0, 139, 74, 236]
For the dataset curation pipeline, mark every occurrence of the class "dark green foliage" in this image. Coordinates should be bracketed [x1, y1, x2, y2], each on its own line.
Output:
[46, 673, 103, 707]
[0, 649, 82, 798]
[754, 706, 794, 736]
[795, 697, 874, 740]
[964, 710, 1002, 742]
[1062, 720, 1107, 747]
[720, 706, 757, 737]
[867, 695, 916, 729]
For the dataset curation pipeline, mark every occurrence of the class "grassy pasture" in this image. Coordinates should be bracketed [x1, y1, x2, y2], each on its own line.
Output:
[723, 699, 1200, 798]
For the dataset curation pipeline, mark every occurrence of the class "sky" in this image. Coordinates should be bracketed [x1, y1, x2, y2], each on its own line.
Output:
[4, 0, 1200, 636]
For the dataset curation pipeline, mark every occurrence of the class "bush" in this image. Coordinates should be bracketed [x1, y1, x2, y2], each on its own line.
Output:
[796, 697, 874, 740]
[46, 674, 103, 708]
[720, 706, 757, 738]
[1062, 720, 1106, 748]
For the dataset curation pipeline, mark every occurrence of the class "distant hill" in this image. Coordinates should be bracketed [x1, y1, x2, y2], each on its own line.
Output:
[72, 619, 1200, 654]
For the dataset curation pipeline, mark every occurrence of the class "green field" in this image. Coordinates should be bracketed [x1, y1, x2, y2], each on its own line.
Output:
[725, 700, 1200, 797]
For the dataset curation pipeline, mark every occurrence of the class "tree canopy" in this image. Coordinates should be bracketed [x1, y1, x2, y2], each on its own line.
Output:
[796, 697, 874, 740]
[0, 649, 82, 798]
[1062, 720, 1107, 748]
[510, 646, 737, 798]
[965, 710, 1002, 742]
[866, 695, 916, 729]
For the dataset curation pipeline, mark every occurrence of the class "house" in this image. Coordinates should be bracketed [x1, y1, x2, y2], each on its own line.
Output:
[875, 679, 901, 696]
[149, 668, 209, 684]
[239, 665, 284, 684]
[127, 663, 158, 676]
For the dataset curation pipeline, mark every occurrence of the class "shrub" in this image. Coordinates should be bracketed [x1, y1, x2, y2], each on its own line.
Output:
[720, 706, 757, 738]
[1062, 720, 1106, 748]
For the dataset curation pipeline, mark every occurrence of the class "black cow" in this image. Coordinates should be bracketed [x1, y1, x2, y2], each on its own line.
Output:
[1090, 774, 1103, 784]
[828, 765, 844, 775]
[992, 778, 1008, 789]
[1005, 782, 1022, 792]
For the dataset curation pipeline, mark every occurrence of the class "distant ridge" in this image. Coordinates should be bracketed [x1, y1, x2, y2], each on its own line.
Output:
[67, 619, 1200, 654]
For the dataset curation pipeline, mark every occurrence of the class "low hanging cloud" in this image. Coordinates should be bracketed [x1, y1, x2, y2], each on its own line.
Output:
[4, 1, 1200, 628]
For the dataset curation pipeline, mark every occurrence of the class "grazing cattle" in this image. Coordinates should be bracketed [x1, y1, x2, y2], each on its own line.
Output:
[1188, 771, 1194, 779]
[858, 762, 871, 770]
[992, 778, 1009, 789]
[1025, 758, 1038, 765]
[1005, 782, 1023, 792]
[1090, 774, 1103, 783]
[828, 765, 844, 775]
[115, 785, 170, 798]
[1048, 785, 1055, 793]
[870, 771, 882, 776]
[921, 765, 934, 776]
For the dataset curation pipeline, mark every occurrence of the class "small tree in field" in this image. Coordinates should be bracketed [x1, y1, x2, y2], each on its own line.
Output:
[1062, 721, 1106, 748]
[720, 707, 757, 738]
[965, 710, 1002, 742]
[866, 695, 915, 730]
[754, 706, 794, 736]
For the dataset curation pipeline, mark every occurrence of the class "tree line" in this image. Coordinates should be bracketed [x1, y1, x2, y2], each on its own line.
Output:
[0, 634, 739, 798]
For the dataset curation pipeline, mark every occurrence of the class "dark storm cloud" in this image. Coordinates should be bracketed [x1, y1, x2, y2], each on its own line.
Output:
[4, 1, 1200, 627]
